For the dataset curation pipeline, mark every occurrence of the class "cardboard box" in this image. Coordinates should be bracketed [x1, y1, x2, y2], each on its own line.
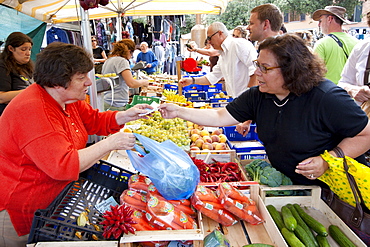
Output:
[259, 185, 367, 247]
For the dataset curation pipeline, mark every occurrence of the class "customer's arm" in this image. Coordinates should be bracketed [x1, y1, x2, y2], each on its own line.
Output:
[121, 69, 149, 88]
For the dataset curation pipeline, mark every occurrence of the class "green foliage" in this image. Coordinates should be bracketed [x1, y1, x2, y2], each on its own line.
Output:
[180, 15, 196, 35]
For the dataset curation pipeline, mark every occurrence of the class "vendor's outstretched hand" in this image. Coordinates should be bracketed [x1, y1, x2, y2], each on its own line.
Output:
[158, 103, 181, 119]
[179, 78, 192, 87]
[116, 103, 154, 125]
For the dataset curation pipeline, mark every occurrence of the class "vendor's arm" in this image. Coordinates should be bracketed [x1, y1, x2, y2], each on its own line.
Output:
[0, 90, 25, 103]
[121, 69, 149, 88]
[159, 103, 239, 127]
[78, 104, 153, 171]
[179, 76, 211, 87]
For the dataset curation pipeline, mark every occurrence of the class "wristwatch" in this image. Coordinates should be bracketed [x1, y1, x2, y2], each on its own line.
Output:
[191, 77, 196, 84]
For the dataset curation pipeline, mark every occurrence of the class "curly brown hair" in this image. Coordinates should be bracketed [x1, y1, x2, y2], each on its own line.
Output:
[34, 42, 93, 88]
[0, 32, 34, 78]
[258, 33, 326, 95]
[110, 39, 135, 59]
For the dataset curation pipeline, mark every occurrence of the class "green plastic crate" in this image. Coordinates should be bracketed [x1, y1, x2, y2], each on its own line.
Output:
[125, 95, 160, 110]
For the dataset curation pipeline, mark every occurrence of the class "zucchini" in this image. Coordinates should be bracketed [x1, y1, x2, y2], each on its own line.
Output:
[281, 205, 297, 231]
[266, 205, 285, 231]
[316, 235, 330, 247]
[294, 224, 317, 247]
[281, 227, 305, 247]
[242, 244, 274, 247]
[293, 203, 328, 237]
[287, 204, 318, 246]
[329, 225, 356, 247]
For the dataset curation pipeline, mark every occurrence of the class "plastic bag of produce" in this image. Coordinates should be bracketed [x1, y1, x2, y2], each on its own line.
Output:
[127, 133, 200, 200]
[204, 229, 230, 247]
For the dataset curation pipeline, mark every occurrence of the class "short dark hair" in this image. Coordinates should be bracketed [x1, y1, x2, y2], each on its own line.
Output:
[110, 39, 135, 58]
[34, 42, 93, 88]
[0, 32, 34, 77]
[251, 4, 283, 32]
[258, 34, 326, 95]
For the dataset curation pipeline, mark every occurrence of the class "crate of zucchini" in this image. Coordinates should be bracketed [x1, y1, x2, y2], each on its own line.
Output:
[259, 185, 366, 247]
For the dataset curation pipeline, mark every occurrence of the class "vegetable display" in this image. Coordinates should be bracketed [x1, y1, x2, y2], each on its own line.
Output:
[191, 157, 242, 183]
[100, 204, 136, 239]
[244, 159, 292, 187]
[267, 203, 358, 247]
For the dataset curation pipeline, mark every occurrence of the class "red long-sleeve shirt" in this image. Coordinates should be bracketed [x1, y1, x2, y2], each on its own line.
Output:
[0, 84, 123, 236]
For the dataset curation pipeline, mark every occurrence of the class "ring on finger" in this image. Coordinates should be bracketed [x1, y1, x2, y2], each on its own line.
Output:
[309, 174, 314, 179]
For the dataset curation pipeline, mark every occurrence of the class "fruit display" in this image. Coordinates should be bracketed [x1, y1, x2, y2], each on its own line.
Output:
[162, 89, 188, 105]
[125, 111, 190, 147]
[213, 91, 231, 99]
[95, 73, 117, 78]
[188, 121, 227, 151]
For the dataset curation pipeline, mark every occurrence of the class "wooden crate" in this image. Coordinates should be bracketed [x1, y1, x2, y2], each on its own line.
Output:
[119, 212, 204, 246]
[259, 185, 367, 247]
[189, 146, 236, 163]
[120, 182, 274, 247]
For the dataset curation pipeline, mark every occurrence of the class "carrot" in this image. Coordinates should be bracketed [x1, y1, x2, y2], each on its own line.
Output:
[174, 204, 197, 217]
[218, 182, 251, 203]
[242, 203, 263, 225]
[191, 196, 237, 226]
[120, 189, 147, 212]
[168, 198, 191, 207]
[192, 185, 219, 203]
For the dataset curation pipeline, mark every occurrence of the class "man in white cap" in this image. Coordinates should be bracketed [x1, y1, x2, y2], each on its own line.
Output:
[312, 6, 358, 84]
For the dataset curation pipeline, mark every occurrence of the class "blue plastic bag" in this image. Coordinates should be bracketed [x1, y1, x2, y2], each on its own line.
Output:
[126, 133, 200, 200]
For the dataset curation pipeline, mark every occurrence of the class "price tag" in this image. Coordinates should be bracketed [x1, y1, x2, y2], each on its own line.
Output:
[95, 196, 118, 214]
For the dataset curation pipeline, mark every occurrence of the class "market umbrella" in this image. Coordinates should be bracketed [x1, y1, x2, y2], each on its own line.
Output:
[0, 0, 229, 23]
[0, 0, 230, 110]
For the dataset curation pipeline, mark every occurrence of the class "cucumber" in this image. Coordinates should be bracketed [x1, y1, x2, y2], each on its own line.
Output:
[281, 227, 305, 247]
[293, 203, 328, 237]
[242, 244, 274, 247]
[294, 224, 317, 247]
[281, 205, 297, 231]
[266, 205, 285, 231]
[329, 225, 356, 247]
[316, 235, 330, 247]
[287, 204, 318, 246]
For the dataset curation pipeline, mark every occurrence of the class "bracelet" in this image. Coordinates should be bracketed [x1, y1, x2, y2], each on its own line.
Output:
[192, 77, 195, 84]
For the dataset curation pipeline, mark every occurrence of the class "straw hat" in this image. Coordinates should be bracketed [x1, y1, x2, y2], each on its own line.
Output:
[312, 6, 350, 24]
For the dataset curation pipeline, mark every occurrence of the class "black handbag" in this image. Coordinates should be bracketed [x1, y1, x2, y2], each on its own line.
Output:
[322, 147, 370, 244]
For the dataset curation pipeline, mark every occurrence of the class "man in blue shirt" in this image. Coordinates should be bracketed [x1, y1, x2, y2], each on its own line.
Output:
[137, 42, 158, 75]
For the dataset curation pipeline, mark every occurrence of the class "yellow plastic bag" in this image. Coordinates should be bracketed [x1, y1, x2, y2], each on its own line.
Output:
[319, 150, 370, 209]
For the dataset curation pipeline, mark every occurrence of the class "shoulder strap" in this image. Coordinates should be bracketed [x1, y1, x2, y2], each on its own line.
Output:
[333, 146, 368, 227]
[328, 34, 348, 58]
[364, 48, 370, 85]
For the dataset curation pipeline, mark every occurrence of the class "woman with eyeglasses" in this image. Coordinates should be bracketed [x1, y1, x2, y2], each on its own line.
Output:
[159, 33, 370, 187]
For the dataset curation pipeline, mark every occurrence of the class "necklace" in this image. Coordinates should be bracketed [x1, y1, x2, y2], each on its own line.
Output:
[273, 98, 289, 107]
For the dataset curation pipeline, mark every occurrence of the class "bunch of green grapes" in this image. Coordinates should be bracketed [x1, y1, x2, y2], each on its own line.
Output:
[127, 111, 190, 147]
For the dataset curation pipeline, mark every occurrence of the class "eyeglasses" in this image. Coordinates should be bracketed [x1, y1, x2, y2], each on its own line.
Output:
[253, 60, 280, 73]
[206, 31, 219, 42]
[92, 40, 97, 42]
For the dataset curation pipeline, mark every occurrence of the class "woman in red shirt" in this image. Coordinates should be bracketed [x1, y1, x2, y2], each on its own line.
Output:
[0, 42, 153, 246]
